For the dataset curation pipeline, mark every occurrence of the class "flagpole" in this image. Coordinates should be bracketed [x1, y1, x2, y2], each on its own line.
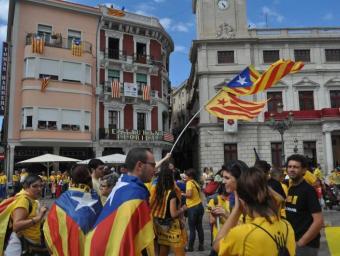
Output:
[170, 104, 205, 154]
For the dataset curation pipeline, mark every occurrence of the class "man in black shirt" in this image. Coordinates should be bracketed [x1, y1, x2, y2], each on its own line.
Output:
[285, 154, 324, 256]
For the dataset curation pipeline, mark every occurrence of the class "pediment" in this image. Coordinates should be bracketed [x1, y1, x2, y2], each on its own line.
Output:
[324, 77, 340, 87]
[293, 77, 320, 87]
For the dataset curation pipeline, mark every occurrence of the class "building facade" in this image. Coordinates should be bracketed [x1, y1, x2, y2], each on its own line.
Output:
[95, 5, 174, 161]
[188, 0, 340, 173]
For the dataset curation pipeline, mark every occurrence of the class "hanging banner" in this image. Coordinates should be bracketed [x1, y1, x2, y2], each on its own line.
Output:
[124, 82, 138, 97]
[0, 42, 9, 115]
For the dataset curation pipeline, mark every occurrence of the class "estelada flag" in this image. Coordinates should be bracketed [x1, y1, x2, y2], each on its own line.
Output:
[224, 59, 304, 96]
[0, 191, 33, 254]
[85, 175, 155, 256]
[205, 90, 267, 121]
[43, 186, 102, 256]
[32, 36, 44, 54]
[72, 39, 83, 57]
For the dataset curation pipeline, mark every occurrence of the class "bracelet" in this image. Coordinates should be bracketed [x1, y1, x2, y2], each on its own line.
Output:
[31, 218, 36, 225]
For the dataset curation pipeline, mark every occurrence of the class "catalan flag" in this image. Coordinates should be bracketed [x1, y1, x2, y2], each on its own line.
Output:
[225, 66, 261, 95]
[107, 7, 125, 17]
[43, 186, 102, 256]
[142, 85, 151, 101]
[41, 76, 50, 92]
[224, 59, 304, 96]
[72, 39, 83, 57]
[111, 80, 120, 98]
[32, 36, 44, 54]
[85, 175, 155, 256]
[205, 90, 267, 121]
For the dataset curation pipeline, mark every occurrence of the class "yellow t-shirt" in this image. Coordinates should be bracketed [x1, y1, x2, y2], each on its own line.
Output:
[208, 195, 230, 239]
[12, 174, 19, 183]
[0, 175, 7, 184]
[303, 170, 317, 186]
[12, 194, 41, 243]
[313, 168, 323, 179]
[20, 173, 28, 183]
[281, 183, 288, 197]
[186, 180, 202, 208]
[219, 217, 295, 256]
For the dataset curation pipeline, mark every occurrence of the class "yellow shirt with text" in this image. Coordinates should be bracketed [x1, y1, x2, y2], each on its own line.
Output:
[186, 180, 202, 208]
[218, 217, 295, 256]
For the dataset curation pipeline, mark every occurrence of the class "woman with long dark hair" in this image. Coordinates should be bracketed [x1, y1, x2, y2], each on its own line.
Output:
[214, 167, 296, 256]
[150, 164, 187, 256]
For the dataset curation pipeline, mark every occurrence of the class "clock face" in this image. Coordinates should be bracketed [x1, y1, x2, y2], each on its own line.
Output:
[217, 0, 229, 10]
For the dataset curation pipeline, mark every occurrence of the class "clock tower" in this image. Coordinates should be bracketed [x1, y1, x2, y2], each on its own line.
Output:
[192, 0, 248, 39]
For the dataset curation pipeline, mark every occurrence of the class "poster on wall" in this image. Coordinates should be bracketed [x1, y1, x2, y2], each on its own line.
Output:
[124, 82, 138, 97]
[0, 42, 8, 115]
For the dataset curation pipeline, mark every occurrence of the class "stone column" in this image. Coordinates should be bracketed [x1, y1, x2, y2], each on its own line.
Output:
[6, 145, 15, 179]
[324, 131, 334, 173]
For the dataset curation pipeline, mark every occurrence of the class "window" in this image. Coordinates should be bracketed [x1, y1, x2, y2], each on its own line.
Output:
[325, 49, 340, 62]
[84, 112, 91, 131]
[330, 90, 340, 108]
[37, 108, 57, 130]
[303, 141, 317, 167]
[136, 73, 147, 95]
[217, 51, 234, 64]
[294, 49, 310, 62]
[136, 42, 147, 63]
[37, 24, 52, 43]
[137, 112, 146, 130]
[63, 62, 82, 82]
[108, 38, 120, 59]
[224, 144, 237, 164]
[267, 91, 283, 112]
[85, 65, 91, 84]
[108, 69, 120, 82]
[271, 142, 282, 168]
[68, 29, 81, 48]
[263, 50, 280, 63]
[24, 58, 35, 78]
[23, 108, 33, 129]
[39, 59, 59, 80]
[108, 110, 119, 129]
[299, 91, 314, 110]
[61, 110, 81, 131]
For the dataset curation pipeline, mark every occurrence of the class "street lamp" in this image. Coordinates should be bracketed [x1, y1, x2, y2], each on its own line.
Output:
[266, 103, 294, 166]
[293, 138, 298, 153]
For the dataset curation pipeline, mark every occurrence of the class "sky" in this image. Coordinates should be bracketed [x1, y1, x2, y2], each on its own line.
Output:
[0, 0, 340, 125]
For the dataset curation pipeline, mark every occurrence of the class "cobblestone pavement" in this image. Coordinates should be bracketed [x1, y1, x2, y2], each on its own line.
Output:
[40, 198, 339, 256]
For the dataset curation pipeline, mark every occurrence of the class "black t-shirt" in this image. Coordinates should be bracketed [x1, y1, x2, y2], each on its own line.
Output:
[285, 180, 322, 248]
[165, 190, 179, 219]
[268, 178, 286, 199]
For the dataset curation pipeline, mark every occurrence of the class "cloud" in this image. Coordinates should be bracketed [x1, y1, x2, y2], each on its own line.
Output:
[261, 6, 284, 23]
[134, 2, 156, 17]
[159, 18, 172, 30]
[172, 22, 193, 32]
[153, 0, 165, 2]
[174, 45, 186, 53]
[323, 13, 334, 21]
[0, 24, 7, 42]
[0, 0, 9, 22]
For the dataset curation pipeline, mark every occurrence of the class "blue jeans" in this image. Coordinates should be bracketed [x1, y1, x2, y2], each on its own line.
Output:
[187, 203, 204, 247]
[296, 245, 318, 256]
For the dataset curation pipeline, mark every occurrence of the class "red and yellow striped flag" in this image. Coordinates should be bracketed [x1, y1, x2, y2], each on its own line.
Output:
[111, 80, 120, 98]
[142, 85, 151, 101]
[41, 77, 50, 92]
[108, 8, 125, 17]
[205, 90, 267, 121]
[32, 36, 44, 54]
[224, 59, 304, 96]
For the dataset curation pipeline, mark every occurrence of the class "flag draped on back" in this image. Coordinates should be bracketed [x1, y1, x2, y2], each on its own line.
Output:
[111, 80, 120, 98]
[32, 36, 44, 54]
[224, 59, 304, 96]
[72, 39, 83, 57]
[85, 175, 155, 256]
[205, 90, 267, 120]
[43, 187, 102, 256]
[142, 85, 151, 101]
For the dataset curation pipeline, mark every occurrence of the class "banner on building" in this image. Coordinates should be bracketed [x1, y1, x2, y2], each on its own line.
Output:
[0, 42, 9, 115]
[224, 119, 238, 133]
[124, 82, 138, 97]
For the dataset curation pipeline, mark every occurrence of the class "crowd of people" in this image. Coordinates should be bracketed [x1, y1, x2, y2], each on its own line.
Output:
[0, 149, 339, 255]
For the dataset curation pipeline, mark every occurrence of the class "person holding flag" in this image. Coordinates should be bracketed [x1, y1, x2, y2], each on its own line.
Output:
[85, 148, 157, 256]
[43, 165, 102, 256]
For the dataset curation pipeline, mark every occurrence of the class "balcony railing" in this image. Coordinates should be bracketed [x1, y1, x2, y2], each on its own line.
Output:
[102, 81, 159, 98]
[25, 33, 93, 54]
[99, 128, 174, 143]
[105, 49, 127, 61]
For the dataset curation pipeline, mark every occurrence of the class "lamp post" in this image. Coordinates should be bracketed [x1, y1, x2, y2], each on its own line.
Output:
[293, 138, 298, 153]
[266, 103, 294, 166]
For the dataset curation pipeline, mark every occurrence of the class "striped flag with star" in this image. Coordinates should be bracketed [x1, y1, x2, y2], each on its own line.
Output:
[85, 175, 155, 256]
[205, 90, 267, 121]
[224, 59, 304, 96]
[43, 187, 102, 256]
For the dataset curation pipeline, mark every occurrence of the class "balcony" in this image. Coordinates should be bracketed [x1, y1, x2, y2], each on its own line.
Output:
[105, 49, 127, 61]
[264, 108, 340, 121]
[99, 128, 174, 143]
[102, 81, 159, 99]
[25, 33, 93, 54]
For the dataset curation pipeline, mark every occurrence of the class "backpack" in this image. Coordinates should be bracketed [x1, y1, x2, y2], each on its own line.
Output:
[252, 221, 290, 256]
[203, 181, 219, 196]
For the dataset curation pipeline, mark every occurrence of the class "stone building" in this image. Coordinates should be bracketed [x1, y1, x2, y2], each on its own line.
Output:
[187, 0, 340, 173]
